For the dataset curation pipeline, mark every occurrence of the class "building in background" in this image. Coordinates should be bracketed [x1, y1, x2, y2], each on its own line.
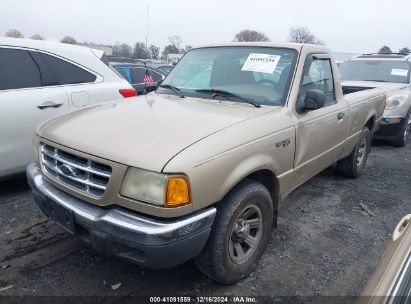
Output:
[167, 53, 183, 63]
[79, 43, 113, 56]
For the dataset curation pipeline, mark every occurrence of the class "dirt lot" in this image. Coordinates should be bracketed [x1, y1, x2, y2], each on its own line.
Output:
[0, 142, 410, 300]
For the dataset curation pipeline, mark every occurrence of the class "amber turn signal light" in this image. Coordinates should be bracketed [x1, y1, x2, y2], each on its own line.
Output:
[166, 176, 191, 207]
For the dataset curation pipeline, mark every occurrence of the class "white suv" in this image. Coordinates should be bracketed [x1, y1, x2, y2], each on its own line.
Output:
[340, 53, 411, 146]
[0, 38, 136, 179]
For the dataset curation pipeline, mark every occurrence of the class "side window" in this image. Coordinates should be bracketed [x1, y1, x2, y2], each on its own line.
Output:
[0, 48, 42, 90]
[40, 53, 97, 85]
[300, 57, 335, 107]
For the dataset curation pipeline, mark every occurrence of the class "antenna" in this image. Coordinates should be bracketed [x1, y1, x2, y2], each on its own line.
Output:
[146, 3, 149, 48]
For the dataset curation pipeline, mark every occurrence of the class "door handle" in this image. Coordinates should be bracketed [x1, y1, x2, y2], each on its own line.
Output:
[37, 101, 63, 110]
[393, 214, 411, 242]
[337, 112, 345, 121]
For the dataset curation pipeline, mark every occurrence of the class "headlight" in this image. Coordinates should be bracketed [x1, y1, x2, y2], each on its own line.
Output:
[386, 93, 409, 110]
[120, 167, 191, 207]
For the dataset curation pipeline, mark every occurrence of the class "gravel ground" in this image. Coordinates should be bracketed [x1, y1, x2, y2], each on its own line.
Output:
[0, 142, 410, 301]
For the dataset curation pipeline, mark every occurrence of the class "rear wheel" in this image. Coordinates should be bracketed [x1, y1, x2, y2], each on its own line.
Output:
[337, 127, 371, 178]
[391, 112, 411, 147]
[194, 179, 273, 284]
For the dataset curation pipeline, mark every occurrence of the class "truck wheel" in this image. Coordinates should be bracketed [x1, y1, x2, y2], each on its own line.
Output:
[337, 127, 371, 178]
[194, 179, 273, 284]
[391, 112, 411, 147]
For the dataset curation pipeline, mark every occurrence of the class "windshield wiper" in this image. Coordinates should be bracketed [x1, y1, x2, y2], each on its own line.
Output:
[363, 80, 389, 82]
[195, 89, 261, 108]
[159, 84, 185, 98]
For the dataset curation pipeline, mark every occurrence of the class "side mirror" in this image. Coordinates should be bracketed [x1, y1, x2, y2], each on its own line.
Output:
[303, 89, 326, 111]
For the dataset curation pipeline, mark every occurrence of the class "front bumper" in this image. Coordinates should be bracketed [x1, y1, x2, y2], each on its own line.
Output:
[26, 163, 216, 269]
[373, 117, 406, 141]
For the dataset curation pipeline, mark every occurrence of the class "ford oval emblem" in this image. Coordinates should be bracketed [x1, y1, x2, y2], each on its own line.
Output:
[59, 164, 77, 178]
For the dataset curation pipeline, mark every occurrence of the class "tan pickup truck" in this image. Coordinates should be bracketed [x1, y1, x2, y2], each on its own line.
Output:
[27, 43, 386, 284]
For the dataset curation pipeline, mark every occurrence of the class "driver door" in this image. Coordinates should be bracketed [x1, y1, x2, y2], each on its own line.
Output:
[293, 54, 349, 184]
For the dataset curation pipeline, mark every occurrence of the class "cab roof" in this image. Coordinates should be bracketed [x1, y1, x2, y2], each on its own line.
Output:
[192, 42, 330, 53]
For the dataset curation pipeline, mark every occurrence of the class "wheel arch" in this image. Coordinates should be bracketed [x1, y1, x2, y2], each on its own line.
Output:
[220, 168, 280, 227]
[365, 115, 376, 133]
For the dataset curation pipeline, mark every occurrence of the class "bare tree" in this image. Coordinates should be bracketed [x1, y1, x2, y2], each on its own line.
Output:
[5, 29, 24, 38]
[288, 26, 324, 45]
[113, 43, 133, 58]
[31, 34, 44, 40]
[378, 46, 392, 54]
[61, 36, 77, 44]
[168, 35, 183, 50]
[399, 47, 410, 55]
[149, 45, 160, 59]
[162, 44, 180, 60]
[233, 30, 269, 42]
[133, 42, 151, 59]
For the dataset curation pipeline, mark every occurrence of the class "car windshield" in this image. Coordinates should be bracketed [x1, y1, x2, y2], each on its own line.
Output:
[157, 47, 298, 106]
[157, 66, 173, 75]
[340, 60, 410, 83]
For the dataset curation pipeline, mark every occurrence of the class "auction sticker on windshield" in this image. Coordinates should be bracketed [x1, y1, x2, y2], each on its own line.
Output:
[391, 69, 408, 77]
[241, 53, 281, 74]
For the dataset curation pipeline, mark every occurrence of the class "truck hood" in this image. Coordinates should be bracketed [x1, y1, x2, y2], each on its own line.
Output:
[38, 93, 275, 172]
[342, 80, 409, 96]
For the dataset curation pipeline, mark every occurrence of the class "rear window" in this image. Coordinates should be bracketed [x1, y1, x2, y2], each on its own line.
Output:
[0, 48, 42, 90]
[149, 70, 164, 82]
[130, 68, 145, 83]
[39, 53, 97, 85]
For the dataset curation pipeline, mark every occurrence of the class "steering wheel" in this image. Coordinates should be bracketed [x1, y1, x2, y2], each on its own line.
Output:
[257, 79, 276, 86]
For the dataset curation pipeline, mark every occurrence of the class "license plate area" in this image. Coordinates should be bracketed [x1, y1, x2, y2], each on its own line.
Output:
[45, 198, 75, 234]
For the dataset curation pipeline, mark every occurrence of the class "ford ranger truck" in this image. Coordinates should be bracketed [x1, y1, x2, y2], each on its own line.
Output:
[27, 43, 386, 284]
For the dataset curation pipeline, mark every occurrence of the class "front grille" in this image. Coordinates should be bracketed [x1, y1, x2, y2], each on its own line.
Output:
[40, 144, 112, 197]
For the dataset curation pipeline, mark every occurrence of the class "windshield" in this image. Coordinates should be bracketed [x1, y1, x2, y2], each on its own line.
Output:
[340, 60, 410, 83]
[157, 47, 298, 106]
[157, 66, 173, 75]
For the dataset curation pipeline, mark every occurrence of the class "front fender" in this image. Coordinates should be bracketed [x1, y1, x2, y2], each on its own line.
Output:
[163, 122, 296, 212]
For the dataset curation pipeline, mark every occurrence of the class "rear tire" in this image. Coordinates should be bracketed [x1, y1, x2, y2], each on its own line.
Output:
[337, 127, 371, 178]
[194, 179, 273, 284]
[391, 112, 411, 147]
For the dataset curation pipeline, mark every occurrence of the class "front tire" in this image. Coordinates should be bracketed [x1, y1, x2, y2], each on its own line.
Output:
[337, 127, 371, 178]
[391, 111, 411, 147]
[194, 179, 273, 284]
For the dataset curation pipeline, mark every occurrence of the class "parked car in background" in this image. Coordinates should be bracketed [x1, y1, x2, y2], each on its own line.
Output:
[27, 43, 385, 284]
[360, 214, 411, 304]
[106, 56, 135, 64]
[146, 62, 174, 75]
[340, 53, 411, 146]
[111, 62, 166, 94]
[0, 38, 136, 180]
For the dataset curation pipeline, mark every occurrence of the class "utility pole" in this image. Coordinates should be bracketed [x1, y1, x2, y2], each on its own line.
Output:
[145, 3, 149, 48]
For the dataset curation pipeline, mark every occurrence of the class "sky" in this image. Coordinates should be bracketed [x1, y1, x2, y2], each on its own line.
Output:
[1, 0, 410, 54]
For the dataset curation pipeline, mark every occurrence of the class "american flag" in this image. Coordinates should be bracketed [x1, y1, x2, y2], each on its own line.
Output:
[143, 70, 154, 85]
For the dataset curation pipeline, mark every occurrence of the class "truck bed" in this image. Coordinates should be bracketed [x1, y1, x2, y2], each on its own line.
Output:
[342, 85, 375, 95]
